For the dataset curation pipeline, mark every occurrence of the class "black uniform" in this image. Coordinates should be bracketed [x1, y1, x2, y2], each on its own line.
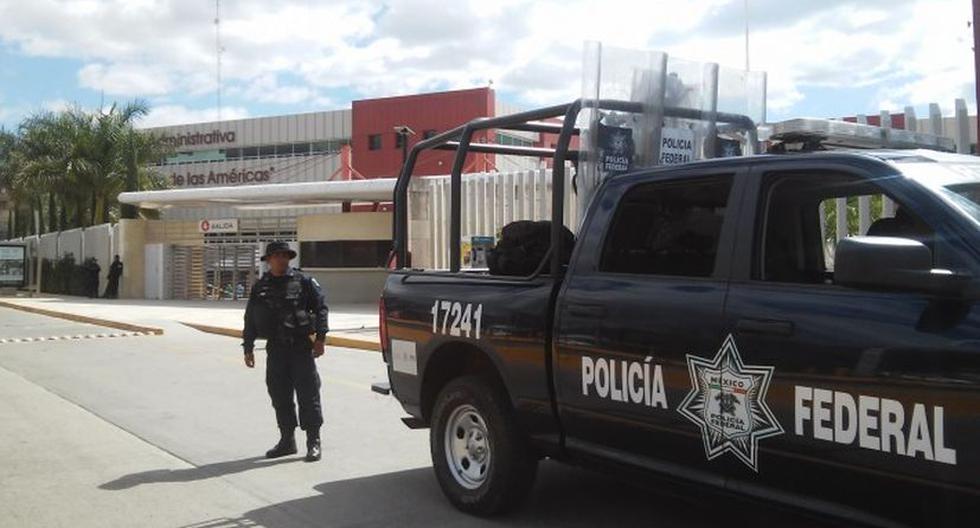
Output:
[104, 258, 123, 298]
[242, 268, 329, 434]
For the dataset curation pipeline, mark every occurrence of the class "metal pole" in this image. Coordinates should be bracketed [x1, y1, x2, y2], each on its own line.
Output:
[973, 0, 980, 150]
[34, 210, 41, 296]
[401, 132, 408, 164]
[744, 0, 750, 71]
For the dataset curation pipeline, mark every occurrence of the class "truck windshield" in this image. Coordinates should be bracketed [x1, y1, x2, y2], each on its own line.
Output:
[893, 157, 980, 225]
[943, 181, 980, 223]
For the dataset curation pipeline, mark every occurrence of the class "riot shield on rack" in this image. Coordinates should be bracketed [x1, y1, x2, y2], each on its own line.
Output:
[577, 42, 767, 215]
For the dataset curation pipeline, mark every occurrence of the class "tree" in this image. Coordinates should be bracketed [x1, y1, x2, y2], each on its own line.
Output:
[0, 100, 171, 235]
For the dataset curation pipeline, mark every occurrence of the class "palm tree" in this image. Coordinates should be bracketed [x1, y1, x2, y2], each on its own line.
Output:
[0, 129, 18, 237]
[3, 100, 170, 232]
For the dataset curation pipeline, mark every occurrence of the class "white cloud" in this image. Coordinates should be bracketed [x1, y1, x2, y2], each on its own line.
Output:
[241, 74, 316, 105]
[41, 98, 73, 113]
[0, 0, 974, 120]
[78, 63, 174, 96]
[137, 104, 249, 128]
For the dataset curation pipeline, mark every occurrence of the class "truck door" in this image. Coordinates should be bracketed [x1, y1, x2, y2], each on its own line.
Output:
[554, 168, 745, 483]
[722, 163, 980, 524]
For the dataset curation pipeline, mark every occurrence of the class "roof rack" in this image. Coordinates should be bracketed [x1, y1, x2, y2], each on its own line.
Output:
[392, 98, 759, 276]
[766, 118, 955, 153]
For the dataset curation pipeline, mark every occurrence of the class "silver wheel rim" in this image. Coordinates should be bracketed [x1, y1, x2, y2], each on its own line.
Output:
[444, 404, 491, 490]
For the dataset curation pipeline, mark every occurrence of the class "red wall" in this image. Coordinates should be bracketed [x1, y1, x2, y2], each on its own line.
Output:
[352, 88, 496, 178]
[841, 113, 907, 129]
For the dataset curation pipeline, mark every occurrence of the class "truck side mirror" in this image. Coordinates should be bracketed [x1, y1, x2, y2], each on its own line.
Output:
[835, 236, 970, 297]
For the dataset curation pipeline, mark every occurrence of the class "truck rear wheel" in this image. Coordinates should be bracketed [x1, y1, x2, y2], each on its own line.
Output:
[430, 375, 537, 516]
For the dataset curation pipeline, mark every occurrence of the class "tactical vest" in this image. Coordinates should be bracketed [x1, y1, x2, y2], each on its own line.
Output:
[250, 274, 313, 340]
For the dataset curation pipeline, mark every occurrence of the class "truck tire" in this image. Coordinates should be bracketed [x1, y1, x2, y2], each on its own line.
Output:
[430, 375, 538, 516]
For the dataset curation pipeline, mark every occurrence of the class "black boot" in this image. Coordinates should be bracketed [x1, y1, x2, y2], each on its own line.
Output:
[265, 429, 297, 459]
[305, 430, 321, 462]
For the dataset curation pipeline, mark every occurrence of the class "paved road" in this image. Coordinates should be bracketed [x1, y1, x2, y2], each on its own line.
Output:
[0, 307, 834, 527]
[0, 307, 120, 339]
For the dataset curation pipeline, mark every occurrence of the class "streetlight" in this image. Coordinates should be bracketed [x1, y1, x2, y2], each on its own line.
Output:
[394, 125, 416, 165]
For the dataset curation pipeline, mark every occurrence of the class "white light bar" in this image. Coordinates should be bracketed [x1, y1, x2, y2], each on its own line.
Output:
[768, 118, 955, 152]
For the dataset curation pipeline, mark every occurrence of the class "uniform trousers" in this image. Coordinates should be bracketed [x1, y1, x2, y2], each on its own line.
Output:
[265, 337, 323, 432]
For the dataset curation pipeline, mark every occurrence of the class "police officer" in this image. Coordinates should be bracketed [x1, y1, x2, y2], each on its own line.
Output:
[242, 241, 328, 462]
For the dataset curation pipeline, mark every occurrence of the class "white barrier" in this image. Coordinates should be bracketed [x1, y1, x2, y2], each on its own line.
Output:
[408, 166, 578, 270]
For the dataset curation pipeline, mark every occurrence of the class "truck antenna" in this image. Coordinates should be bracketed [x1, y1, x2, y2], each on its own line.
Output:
[215, 0, 223, 122]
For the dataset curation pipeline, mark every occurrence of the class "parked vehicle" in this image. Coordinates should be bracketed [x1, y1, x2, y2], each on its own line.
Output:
[375, 100, 979, 527]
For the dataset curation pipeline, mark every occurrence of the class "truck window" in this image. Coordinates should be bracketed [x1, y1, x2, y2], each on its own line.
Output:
[757, 171, 935, 284]
[599, 176, 733, 277]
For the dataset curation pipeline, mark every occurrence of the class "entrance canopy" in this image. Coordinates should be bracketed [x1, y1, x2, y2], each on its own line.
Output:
[118, 178, 396, 209]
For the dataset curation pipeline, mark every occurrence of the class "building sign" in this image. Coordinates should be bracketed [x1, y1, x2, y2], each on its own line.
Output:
[0, 245, 26, 287]
[198, 218, 239, 234]
[170, 167, 275, 187]
[659, 127, 696, 165]
[162, 130, 237, 148]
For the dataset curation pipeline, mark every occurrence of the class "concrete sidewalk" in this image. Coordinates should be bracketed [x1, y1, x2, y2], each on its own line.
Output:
[0, 295, 380, 351]
[0, 365, 298, 528]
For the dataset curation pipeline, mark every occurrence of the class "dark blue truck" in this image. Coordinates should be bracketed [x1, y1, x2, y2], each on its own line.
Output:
[376, 101, 980, 527]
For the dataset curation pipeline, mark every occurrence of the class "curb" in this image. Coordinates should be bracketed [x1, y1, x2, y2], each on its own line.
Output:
[0, 300, 164, 336]
[180, 322, 380, 352]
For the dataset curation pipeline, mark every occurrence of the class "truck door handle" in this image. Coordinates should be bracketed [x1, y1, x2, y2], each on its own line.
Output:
[736, 318, 794, 337]
[566, 304, 608, 319]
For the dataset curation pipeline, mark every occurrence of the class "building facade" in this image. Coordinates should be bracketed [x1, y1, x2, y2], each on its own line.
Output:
[132, 88, 551, 302]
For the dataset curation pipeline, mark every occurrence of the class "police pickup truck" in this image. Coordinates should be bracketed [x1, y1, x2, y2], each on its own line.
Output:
[376, 101, 980, 527]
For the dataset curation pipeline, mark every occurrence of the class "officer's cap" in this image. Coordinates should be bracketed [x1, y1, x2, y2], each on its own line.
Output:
[261, 241, 297, 261]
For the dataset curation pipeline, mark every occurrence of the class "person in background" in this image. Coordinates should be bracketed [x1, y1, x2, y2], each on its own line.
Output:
[87, 258, 100, 298]
[103, 255, 123, 299]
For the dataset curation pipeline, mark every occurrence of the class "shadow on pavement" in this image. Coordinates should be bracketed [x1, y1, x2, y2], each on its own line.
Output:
[99, 456, 299, 490]
[234, 462, 835, 528]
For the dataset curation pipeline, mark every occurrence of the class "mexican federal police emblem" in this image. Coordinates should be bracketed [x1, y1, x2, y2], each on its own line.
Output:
[677, 335, 783, 471]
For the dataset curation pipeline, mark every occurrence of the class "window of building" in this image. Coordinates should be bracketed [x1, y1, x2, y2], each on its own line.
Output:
[495, 132, 534, 148]
[368, 134, 382, 151]
[394, 133, 405, 149]
[599, 176, 733, 277]
[153, 139, 347, 166]
[423, 129, 438, 139]
[299, 240, 391, 268]
[312, 141, 330, 154]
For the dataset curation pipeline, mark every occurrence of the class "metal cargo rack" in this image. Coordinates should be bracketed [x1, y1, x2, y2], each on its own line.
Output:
[392, 98, 761, 277]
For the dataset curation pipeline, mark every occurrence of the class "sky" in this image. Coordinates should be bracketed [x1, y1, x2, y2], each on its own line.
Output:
[0, 0, 975, 130]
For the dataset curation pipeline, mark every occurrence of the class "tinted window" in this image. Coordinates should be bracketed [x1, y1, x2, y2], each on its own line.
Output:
[300, 240, 390, 268]
[292, 142, 310, 155]
[368, 134, 382, 151]
[758, 171, 935, 284]
[600, 176, 733, 277]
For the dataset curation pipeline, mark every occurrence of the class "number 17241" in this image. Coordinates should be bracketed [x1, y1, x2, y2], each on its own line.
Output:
[431, 300, 483, 339]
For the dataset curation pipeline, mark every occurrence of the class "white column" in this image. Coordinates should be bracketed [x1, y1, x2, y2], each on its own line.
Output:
[929, 103, 943, 137]
[858, 196, 871, 235]
[955, 98, 971, 154]
[836, 198, 848, 241]
[904, 106, 918, 132]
